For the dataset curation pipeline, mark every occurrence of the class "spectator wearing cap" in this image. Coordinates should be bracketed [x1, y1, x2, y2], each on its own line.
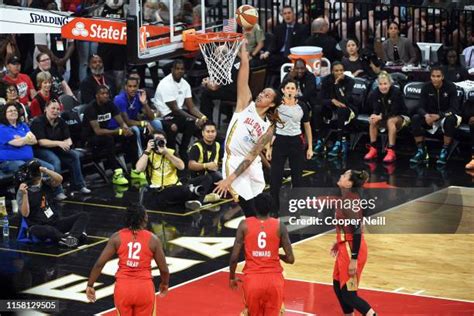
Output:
[3, 56, 36, 105]
[30, 52, 75, 99]
[79, 55, 116, 104]
[30, 71, 63, 118]
[30, 100, 91, 194]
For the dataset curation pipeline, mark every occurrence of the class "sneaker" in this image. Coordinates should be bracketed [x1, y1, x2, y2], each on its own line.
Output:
[203, 193, 220, 203]
[55, 193, 67, 201]
[185, 200, 202, 211]
[80, 187, 91, 194]
[466, 159, 474, 170]
[112, 168, 129, 185]
[78, 232, 88, 244]
[410, 147, 429, 164]
[436, 148, 448, 165]
[383, 148, 396, 163]
[59, 235, 78, 248]
[313, 139, 325, 155]
[364, 145, 378, 160]
[130, 169, 146, 180]
[328, 141, 341, 157]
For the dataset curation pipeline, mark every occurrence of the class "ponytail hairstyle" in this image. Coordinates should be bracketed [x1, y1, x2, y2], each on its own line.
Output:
[349, 170, 369, 188]
[125, 203, 147, 231]
[265, 88, 284, 128]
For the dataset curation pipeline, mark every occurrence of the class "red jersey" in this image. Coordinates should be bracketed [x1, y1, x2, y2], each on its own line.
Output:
[115, 228, 154, 280]
[3, 73, 35, 105]
[335, 191, 364, 243]
[243, 217, 283, 275]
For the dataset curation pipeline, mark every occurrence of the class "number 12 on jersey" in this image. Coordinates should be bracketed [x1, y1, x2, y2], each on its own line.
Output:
[127, 242, 142, 267]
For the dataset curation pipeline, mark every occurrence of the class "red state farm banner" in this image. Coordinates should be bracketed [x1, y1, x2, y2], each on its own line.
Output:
[62, 18, 127, 45]
[62, 17, 172, 46]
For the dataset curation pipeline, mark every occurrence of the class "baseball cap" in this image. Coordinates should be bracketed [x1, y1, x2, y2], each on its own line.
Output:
[7, 56, 21, 65]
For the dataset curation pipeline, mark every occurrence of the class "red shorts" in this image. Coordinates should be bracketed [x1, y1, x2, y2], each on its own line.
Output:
[114, 279, 155, 316]
[243, 273, 284, 316]
[333, 239, 368, 291]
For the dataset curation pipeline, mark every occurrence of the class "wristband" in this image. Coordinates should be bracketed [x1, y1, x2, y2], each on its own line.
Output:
[200, 115, 207, 120]
[87, 283, 94, 287]
[141, 121, 146, 127]
[203, 163, 207, 170]
[118, 128, 123, 136]
[143, 151, 151, 156]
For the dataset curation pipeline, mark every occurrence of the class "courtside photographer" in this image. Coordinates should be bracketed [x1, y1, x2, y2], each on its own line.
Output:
[16, 159, 89, 248]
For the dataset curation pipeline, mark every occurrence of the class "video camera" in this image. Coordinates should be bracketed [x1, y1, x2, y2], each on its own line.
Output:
[14, 159, 42, 185]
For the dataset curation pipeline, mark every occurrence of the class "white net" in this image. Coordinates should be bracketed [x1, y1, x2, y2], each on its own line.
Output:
[196, 32, 244, 86]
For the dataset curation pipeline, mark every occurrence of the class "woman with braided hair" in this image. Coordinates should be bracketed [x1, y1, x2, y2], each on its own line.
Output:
[86, 204, 169, 314]
[214, 39, 282, 218]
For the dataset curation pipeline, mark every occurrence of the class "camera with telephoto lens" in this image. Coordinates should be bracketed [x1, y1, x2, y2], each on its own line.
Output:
[152, 138, 166, 151]
[14, 159, 42, 185]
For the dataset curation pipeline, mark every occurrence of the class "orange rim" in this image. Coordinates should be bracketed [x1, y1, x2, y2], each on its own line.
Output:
[194, 32, 244, 44]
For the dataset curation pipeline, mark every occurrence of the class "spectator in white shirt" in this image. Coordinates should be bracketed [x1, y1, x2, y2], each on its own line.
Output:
[153, 60, 207, 162]
[462, 31, 474, 70]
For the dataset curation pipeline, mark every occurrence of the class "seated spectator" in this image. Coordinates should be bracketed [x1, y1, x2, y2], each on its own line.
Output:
[315, 62, 355, 158]
[80, 55, 116, 104]
[464, 97, 474, 170]
[30, 52, 75, 98]
[462, 31, 474, 70]
[383, 22, 417, 65]
[265, 6, 308, 69]
[188, 121, 223, 184]
[243, 23, 265, 68]
[304, 17, 342, 63]
[30, 100, 91, 194]
[136, 130, 215, 210]
[282, 58, 318, 114]
[410, 66, 461, 165]
[3, 56, 36, 105]
[4, 84, 30, 123]
[342, 39, 381, 80]
[442, 49, 469, 83]
[112, 77, 163, 162]
[0, 34, 20, 77]
[154, 60, 207, 162]
[30, 71, 61, 118]
[16, 162, 89, 248]
[82, 85, 135, 185]
[199, 59, 239, 123]
[364, 72, 409, 163]
[0, 103, 66, 200]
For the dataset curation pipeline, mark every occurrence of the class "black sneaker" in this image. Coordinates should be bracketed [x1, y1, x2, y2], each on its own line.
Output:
[59, 235, 79, 248]
[78, 232, 88, 244]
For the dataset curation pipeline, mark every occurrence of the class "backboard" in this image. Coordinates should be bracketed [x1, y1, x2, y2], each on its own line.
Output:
[127, 0, 237, 64]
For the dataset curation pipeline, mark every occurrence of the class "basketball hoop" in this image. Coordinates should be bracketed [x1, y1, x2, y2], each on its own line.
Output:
[194, 32, 244, 86]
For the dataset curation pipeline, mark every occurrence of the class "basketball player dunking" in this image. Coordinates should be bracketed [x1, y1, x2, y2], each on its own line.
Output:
[331, 170, 377, 316]
[86, 204, 169, 316]
[214, 40, 282, 217]
[229, 193, 294, 315]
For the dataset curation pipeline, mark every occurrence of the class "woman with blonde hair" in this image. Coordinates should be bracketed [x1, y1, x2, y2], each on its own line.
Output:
[364, 71, 409, 163]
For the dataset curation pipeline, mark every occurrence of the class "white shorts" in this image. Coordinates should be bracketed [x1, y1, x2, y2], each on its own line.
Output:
[223, 156, 265, 201]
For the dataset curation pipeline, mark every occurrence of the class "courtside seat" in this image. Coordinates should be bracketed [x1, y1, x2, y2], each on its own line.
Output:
[403, 81, 424, 116]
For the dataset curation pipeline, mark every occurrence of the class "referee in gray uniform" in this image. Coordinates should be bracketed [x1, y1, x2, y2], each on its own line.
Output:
[267, 78, 313, 215]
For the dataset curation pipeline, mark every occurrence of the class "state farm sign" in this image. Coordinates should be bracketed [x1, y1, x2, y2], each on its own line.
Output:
[62, 18, 126, 45]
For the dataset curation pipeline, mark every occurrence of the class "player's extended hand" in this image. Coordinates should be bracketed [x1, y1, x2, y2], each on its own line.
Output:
[86, 286, 96, 303]
[159, 282, 168, 297]
[348, 259, 357, 276]
[306, 148, 313, 160]
[229, 277, 242, 290]
[330, 242, 338, 257]
[213, 177, 233, 198]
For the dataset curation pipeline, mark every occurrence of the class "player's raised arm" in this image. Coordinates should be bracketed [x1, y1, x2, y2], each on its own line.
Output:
[279, 222, 294, 264]
[235, 40, 252, 113]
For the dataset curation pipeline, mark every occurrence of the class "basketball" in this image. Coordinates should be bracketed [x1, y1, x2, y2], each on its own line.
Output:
[236, 5, 259, 29]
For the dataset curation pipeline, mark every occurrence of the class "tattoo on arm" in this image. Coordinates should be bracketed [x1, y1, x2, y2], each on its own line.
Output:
[233, 128, 274, 178]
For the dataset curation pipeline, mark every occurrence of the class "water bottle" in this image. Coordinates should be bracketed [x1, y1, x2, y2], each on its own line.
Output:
[3, 216, 9, 238]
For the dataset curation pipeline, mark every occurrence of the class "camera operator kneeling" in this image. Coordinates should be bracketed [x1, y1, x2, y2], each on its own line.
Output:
[16, 160, 89, 248]
[136, 130, 213, 210]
